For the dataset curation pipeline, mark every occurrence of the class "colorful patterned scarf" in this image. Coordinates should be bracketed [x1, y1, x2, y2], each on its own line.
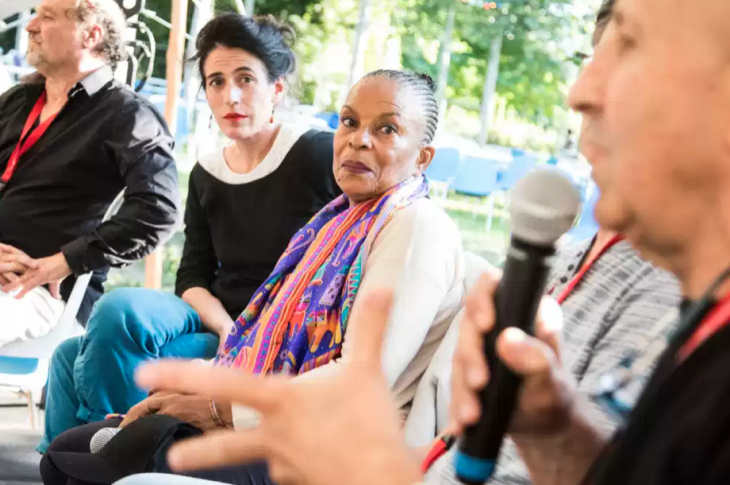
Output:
[216, 175, 429, 374]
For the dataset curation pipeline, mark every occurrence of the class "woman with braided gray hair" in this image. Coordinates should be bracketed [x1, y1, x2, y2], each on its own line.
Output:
[39, 69, 465, 485]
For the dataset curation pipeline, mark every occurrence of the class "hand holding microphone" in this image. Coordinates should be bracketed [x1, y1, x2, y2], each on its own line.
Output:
[451, 169, 581, 483]
[450, 273, 571, 432]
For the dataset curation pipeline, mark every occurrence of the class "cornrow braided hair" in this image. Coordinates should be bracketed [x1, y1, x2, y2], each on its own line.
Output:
[363, 70, 439, 144]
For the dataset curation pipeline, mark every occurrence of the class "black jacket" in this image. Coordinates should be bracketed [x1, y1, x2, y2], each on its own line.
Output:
[590, 300, 730, 485]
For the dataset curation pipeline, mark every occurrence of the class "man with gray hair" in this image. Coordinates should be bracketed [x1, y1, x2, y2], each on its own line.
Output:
[407, 5, 680, 484]
[0, 0, 179, 346]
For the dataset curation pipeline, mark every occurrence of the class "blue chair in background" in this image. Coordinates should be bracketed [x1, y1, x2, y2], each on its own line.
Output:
[152, 100, 188, 142]
[498, 154, 536, 191]
[314, 112, 339, 130]
[568, 184, 600, 242]
[452, 157, 501, 233]
[496, 155, 537, 237]
[425, 148, 461, 200]
[426, 148, 461, 182]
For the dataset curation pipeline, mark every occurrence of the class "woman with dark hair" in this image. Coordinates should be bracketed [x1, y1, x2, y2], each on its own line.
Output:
[39, 68, 465, 485]
[38, 13, 340, 453]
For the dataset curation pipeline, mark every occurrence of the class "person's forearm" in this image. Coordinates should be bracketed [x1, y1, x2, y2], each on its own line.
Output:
[181, 287, 235, 337]
[513, 399, 608, 485]
[61, 191, 179, 274]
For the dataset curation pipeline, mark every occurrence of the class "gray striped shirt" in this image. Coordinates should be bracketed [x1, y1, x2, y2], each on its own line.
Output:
[426, 238, 681, 485]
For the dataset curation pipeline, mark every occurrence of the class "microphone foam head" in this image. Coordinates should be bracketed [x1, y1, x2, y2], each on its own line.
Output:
[510, 168, 582, 246]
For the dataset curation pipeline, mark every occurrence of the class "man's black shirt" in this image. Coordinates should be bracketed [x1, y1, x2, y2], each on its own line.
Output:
[0, 67, 180, 322]
[589, 297, 730, 485]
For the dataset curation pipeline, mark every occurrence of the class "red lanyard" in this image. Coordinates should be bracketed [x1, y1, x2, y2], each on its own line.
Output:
[678, 292, 730, 363]
[553, 234, 625, 304]
[1, 91, 58, 184]
[421, 435, 456, 473]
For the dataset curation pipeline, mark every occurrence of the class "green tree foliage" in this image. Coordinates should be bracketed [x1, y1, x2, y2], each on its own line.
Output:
[2, 0, 594, 131]
[140, 0, 323, 79]
[394, 0, 594, 127]
[285, 0, 362, 111]
[217, 0, 321, 18]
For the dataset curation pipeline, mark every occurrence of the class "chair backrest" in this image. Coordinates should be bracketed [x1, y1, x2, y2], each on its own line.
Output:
[0, 190, 126, 358]
[425, 148, 460, 183]
[404, 251, 495, 447]
[499, 154, 536, 191]
[314, 112, 339, 130]
[452, 157, 501, 197]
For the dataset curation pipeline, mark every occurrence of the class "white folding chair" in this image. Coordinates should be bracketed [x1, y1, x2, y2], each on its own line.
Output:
[0, 190, 125, 428]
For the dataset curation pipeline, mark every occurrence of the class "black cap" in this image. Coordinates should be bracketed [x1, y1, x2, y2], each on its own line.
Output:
[46, 414, 203, 483]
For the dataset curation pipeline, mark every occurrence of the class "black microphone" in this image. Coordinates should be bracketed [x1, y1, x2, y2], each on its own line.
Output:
[454, 168, 581, 484]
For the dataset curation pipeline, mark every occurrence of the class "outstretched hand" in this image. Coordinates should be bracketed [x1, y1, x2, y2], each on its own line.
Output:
[136, 290, 422, 485]
[119, 391, 231, 432]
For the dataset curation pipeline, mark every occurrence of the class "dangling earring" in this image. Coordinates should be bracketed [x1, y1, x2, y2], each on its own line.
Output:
[209, 113, 213, 129]
[270, 109, 275, 124]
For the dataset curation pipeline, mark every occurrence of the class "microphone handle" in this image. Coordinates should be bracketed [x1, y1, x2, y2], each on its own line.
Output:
[455, 240, 553, 484]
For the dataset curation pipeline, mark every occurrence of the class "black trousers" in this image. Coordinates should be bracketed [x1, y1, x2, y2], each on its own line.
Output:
[40, 419, 274, 485]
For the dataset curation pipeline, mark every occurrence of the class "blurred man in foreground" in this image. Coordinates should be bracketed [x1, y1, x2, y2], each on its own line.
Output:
[410, 3, 679, 482]
[0, 0, 179, 347]
[120, 0, 730, 484]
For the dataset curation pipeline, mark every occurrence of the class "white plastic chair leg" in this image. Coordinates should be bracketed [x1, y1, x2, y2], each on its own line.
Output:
[22, 391, 37, 429]
[31, 388, 42, 430]
[502, 191, 512, 249]
[485, 194, 496, 234]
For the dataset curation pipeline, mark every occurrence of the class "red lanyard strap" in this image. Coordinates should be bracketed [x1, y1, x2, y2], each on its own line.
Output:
[421, 435, 456, 473]
[1, 91, 58, 184]
[554, 234, 624, 304]
[678, 293, 730, 363]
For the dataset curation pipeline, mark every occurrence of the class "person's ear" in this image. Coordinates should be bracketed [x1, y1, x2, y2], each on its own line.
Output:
[415, 146, 436, 175]
[84, 24, 103, 51]
[272, 77, 286, 106]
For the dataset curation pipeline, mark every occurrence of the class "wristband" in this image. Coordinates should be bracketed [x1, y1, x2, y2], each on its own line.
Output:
[209, 399, 227, 428]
